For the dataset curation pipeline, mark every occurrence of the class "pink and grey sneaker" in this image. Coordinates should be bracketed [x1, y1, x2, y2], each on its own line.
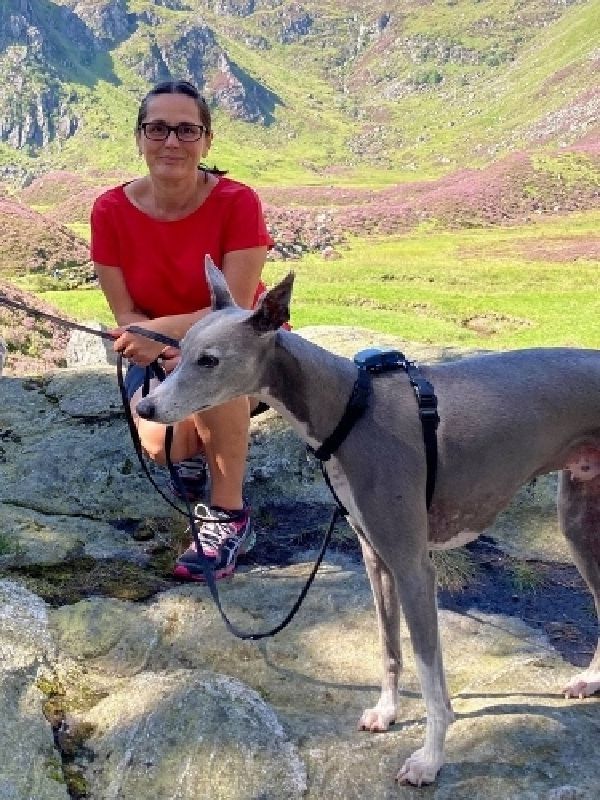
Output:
[173, 503, 255, 581]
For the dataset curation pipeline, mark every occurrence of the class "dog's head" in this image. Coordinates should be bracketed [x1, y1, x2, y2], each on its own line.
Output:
[136, 256, 294, 424]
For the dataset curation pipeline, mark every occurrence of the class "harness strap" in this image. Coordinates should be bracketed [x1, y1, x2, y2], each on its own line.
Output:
[308, 357, 439, 511]
[309, 368, 371, 462]
[403, 362, 439, 509]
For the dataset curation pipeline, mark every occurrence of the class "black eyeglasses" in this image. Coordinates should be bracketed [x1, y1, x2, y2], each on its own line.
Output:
[140, 121, 208, 142]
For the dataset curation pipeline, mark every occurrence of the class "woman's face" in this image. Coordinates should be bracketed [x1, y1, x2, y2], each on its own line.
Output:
[136, 92, 212, 181]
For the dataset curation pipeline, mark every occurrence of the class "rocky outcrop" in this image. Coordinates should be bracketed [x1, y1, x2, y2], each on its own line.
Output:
[69, 0, 136, 45]
[278, 4, 313, 44]
[210, 0, 256, 16]
[0, 77, 79, 149]
[122, 19, 279, 123]
[0, 327, 598, 798]
[0, 0, 94, 148]
[209, 52, 280, 123]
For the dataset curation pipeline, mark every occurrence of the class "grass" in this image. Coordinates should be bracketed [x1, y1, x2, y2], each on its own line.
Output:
[0, 532, 12, 556]
[507, 561, 546, 593]
[39, 286, 114, 326]
[432, 549, 478, 593]
[38, 211, 600, 351]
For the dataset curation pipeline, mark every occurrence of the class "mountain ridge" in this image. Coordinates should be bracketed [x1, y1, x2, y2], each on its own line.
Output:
[0, 0, 598, 184]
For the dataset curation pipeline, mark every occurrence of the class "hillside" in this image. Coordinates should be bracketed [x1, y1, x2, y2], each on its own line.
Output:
[0, 0, 597, 372]
[0, 0, 598, 184]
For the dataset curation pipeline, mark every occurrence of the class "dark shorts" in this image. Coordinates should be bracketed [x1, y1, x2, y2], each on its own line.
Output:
[123, 363, 163, 401]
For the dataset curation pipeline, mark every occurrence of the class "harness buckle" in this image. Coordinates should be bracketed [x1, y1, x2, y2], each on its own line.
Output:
[354, 347, 406, 373]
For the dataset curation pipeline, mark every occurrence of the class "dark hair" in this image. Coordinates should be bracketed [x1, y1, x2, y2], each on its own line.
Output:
[136, 79, 227, 175]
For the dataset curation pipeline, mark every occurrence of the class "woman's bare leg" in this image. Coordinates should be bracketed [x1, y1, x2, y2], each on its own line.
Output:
[193, 396, 250, 510]
[130, 385, 249, 510]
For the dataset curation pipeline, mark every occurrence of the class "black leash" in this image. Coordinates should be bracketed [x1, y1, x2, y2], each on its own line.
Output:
[1, 292, 339, 639]
[165, 432, 339, 641]
[0, 295, 120, 341]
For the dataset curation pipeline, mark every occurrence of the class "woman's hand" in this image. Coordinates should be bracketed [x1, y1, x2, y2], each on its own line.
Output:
[160, 348, 181, 373]
[110, 326, 173, 366]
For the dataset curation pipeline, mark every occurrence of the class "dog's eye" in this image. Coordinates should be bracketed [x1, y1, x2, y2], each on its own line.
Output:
[196, 354, 219, 368]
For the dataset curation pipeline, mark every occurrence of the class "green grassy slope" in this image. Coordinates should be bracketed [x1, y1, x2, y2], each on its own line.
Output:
[40, 210, 600, 350]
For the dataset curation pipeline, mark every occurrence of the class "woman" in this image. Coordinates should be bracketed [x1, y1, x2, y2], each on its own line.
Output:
[90, 79, 273, 581]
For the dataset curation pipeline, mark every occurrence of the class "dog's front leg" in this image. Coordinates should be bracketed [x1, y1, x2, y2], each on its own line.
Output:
[356, 532, 401, 732]
[392, 551, 454, 786]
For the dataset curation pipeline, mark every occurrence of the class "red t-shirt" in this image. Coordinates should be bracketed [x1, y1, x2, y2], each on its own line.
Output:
[90, 177, 274, 318]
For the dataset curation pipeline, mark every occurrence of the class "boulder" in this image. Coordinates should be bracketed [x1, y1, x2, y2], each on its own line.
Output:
[0, 326, 597, 799]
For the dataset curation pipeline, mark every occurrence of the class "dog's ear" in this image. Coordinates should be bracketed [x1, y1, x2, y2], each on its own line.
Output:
[247, 272, 294, 334]
[205, 255, 235, 311]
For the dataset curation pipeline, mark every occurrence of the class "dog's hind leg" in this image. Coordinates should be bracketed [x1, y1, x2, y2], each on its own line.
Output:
[558, 469, 600, 698]
[356, 532, 402, 732]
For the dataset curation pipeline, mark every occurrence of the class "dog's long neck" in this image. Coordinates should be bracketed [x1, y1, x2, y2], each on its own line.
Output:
[260, 331, 359, 452]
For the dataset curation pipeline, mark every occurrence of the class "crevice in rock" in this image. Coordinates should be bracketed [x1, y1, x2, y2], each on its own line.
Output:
[1, 499, 119, 521]
[3, 556, 172, 605]
[38, 676, 98, 800]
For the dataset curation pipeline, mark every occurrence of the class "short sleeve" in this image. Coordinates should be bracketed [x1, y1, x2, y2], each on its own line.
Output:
[90, 193, 120, 266]
[222, 186, 274, 254]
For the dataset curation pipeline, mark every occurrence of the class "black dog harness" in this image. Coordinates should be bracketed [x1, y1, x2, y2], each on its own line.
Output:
[310, 348, 440, 511]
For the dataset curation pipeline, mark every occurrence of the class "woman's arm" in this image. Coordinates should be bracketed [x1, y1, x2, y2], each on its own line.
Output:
[95, 263, 149, 327]
[221, 246, 269, 309]
[95, 262, 171, 364]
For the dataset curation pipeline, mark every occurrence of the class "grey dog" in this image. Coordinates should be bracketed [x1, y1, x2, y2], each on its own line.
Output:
[137, 258, 600, 786]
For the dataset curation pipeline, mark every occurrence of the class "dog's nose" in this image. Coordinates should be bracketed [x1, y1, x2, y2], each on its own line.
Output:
[136, 399, 155, 420]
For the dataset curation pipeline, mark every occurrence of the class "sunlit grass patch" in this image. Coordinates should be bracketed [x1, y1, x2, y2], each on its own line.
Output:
[507, 560, 547, 593]
[40, 212, 599, 350]
[39, 287, 114, 326]
[263, 214, 599, 349]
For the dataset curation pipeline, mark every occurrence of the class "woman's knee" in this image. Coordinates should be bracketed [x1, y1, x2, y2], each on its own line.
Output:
[137, 420, 168, 463]
[137, 416, 202, 464]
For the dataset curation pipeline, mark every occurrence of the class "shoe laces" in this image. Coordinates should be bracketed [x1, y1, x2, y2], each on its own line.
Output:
[176, 456, 207, 480]
[192, 503, 246, 549]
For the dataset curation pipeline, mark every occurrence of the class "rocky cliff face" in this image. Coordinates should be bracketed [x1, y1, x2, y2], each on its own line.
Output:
[0, 0, 95, 148]
[0, 0, 283, 149]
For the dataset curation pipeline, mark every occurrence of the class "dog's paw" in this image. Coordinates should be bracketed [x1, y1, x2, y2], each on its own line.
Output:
[357, 705, 396, 732]
[396, 747, 442, 787]
[562, 669, 600, 699]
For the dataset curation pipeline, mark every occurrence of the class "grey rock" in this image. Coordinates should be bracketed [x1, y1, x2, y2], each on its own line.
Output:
[0, 327, 597, 799]
[65, 324, 117, 368]
[83, 670, 307, 799]
[0, 580, 68, 800]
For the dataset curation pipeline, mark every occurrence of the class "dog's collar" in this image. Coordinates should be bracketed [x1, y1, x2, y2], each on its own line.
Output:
[308, 367, 371, 462]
